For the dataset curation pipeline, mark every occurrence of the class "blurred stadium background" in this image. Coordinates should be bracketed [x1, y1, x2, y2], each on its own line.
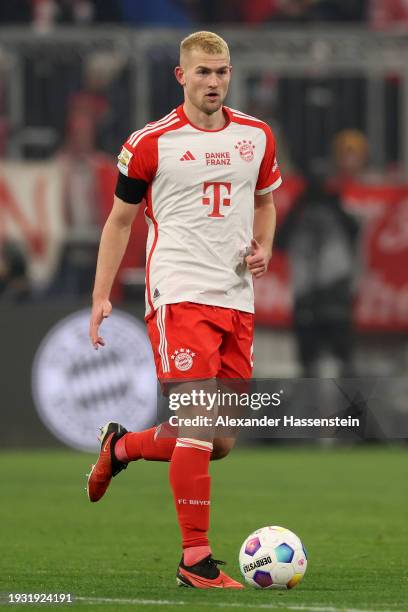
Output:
[0, 0, 407, 450]
[1, 4, 408, 610]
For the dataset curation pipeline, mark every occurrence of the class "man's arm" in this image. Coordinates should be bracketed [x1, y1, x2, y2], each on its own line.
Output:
[246, 191, 276, 278]
[90, 195, 139, 348]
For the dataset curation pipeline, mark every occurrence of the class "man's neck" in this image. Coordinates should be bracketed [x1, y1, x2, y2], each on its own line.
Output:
[183, 100, 226, 131]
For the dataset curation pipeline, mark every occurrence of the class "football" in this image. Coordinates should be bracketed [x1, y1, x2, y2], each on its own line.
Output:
[239, 525, 307, 589]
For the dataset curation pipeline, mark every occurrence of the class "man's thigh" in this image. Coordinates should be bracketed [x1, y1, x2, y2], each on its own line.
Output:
[218, 310, 254, 379]
[146, 302, 228, 381]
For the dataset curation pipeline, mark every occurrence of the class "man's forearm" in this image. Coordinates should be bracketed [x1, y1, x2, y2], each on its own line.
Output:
[92, 220, 132, 300]
[253, 201, 276, 256]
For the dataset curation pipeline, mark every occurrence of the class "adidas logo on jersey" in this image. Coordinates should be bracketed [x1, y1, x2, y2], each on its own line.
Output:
[180, 150, 196, 161]
[153, 288, 160, 300]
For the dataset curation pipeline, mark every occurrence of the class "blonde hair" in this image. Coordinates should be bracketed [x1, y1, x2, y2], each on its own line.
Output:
[180, 31, 230, 64]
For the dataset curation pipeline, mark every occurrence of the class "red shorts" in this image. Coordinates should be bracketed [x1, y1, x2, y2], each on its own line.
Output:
[146, 302, 254, 381]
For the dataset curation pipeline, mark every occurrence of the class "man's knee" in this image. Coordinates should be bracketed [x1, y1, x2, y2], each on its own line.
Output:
[211, 438, 235, 460]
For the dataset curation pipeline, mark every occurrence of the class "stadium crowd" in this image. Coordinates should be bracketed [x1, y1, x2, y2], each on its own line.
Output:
[0, 3, 407, 381]
[0, 0, 407, 29]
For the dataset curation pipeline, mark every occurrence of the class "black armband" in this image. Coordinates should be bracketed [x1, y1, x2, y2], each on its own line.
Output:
[115, 172, 148, 204]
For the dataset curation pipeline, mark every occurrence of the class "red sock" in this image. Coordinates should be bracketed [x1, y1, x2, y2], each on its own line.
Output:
[115, 423, 176, 462]
[169, 438, 212, 550]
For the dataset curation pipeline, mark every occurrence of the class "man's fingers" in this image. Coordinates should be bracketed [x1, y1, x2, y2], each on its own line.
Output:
[250, 265, 267, 276]
[246, 254, 264, 266]
[89, 317, 102, 345]
[90, 300, 112, 348]
[252, 266, 267, 273]
[94, 336, 105, 350]
[90, 330, 100, 347]
[92, 339, 105, 351]
[90, 322, 105, 349]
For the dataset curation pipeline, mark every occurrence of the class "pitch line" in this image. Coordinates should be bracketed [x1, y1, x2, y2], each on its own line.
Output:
[76, 597, 398, 612]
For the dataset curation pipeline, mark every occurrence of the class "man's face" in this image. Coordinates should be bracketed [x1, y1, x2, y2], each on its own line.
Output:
[335, 147, 367, 177]
[176, 50, 231, 115]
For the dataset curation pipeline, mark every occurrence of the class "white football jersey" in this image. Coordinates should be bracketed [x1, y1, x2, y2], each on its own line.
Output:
[117, 105, 282, 316]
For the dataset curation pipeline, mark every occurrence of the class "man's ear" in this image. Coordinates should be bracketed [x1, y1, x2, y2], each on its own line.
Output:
[174, 66, 185, 86]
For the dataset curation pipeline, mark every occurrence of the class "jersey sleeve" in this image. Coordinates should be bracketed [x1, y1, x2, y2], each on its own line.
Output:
[115, 132, 158, 204]
[255, 125, 282, 195]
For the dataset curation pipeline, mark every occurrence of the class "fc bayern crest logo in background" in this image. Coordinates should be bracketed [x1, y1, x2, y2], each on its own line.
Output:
[32, 309, 157, 452]
[235, 140, 255, 162]
[171, 348, 195, 371]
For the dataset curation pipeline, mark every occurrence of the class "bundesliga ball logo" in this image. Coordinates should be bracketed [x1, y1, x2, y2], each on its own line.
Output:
[171, 348, 195, 371]
[235, 139, 255, 162]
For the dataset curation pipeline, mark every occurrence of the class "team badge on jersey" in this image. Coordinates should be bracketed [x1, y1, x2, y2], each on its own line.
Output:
[235, 140, 255, 162]
[171, 348, 196, 371]
[117, 147, 133, 175]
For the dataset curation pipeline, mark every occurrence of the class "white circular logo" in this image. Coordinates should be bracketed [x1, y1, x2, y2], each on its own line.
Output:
[32, 309, 157, 452]
[175, 352, 193, 371]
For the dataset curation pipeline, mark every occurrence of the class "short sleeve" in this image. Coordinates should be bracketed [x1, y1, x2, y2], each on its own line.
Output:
[255, 125, 282, 195]
[117, 132, 158, 183]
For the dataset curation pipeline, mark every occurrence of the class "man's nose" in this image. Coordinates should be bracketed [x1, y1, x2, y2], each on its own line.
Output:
[208, 73, 218, 87]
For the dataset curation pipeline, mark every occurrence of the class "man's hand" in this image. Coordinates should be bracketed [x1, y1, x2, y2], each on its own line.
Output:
[89, 195, 138, 350]
[89, 299, 112, 349]
[245, 238, 271, 279]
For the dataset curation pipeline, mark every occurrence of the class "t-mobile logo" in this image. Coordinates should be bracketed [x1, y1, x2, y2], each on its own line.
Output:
[202, 181, 232, 218]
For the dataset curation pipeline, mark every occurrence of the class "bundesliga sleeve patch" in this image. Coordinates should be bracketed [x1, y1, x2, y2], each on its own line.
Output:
[117, 147, 133, 176]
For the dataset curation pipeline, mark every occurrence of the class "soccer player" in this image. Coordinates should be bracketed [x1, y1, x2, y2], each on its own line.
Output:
[87, 31, 281, 589]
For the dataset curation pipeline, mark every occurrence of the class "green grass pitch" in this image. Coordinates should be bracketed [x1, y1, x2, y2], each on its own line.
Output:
[0, 446, 407, 611]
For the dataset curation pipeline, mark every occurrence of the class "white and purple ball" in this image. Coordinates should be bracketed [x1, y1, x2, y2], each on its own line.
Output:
[239, 526, 307, 589]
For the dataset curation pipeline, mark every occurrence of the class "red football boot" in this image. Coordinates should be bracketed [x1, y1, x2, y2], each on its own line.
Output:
[176, 555, 244, 589]
[87, 422, 128, 502]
